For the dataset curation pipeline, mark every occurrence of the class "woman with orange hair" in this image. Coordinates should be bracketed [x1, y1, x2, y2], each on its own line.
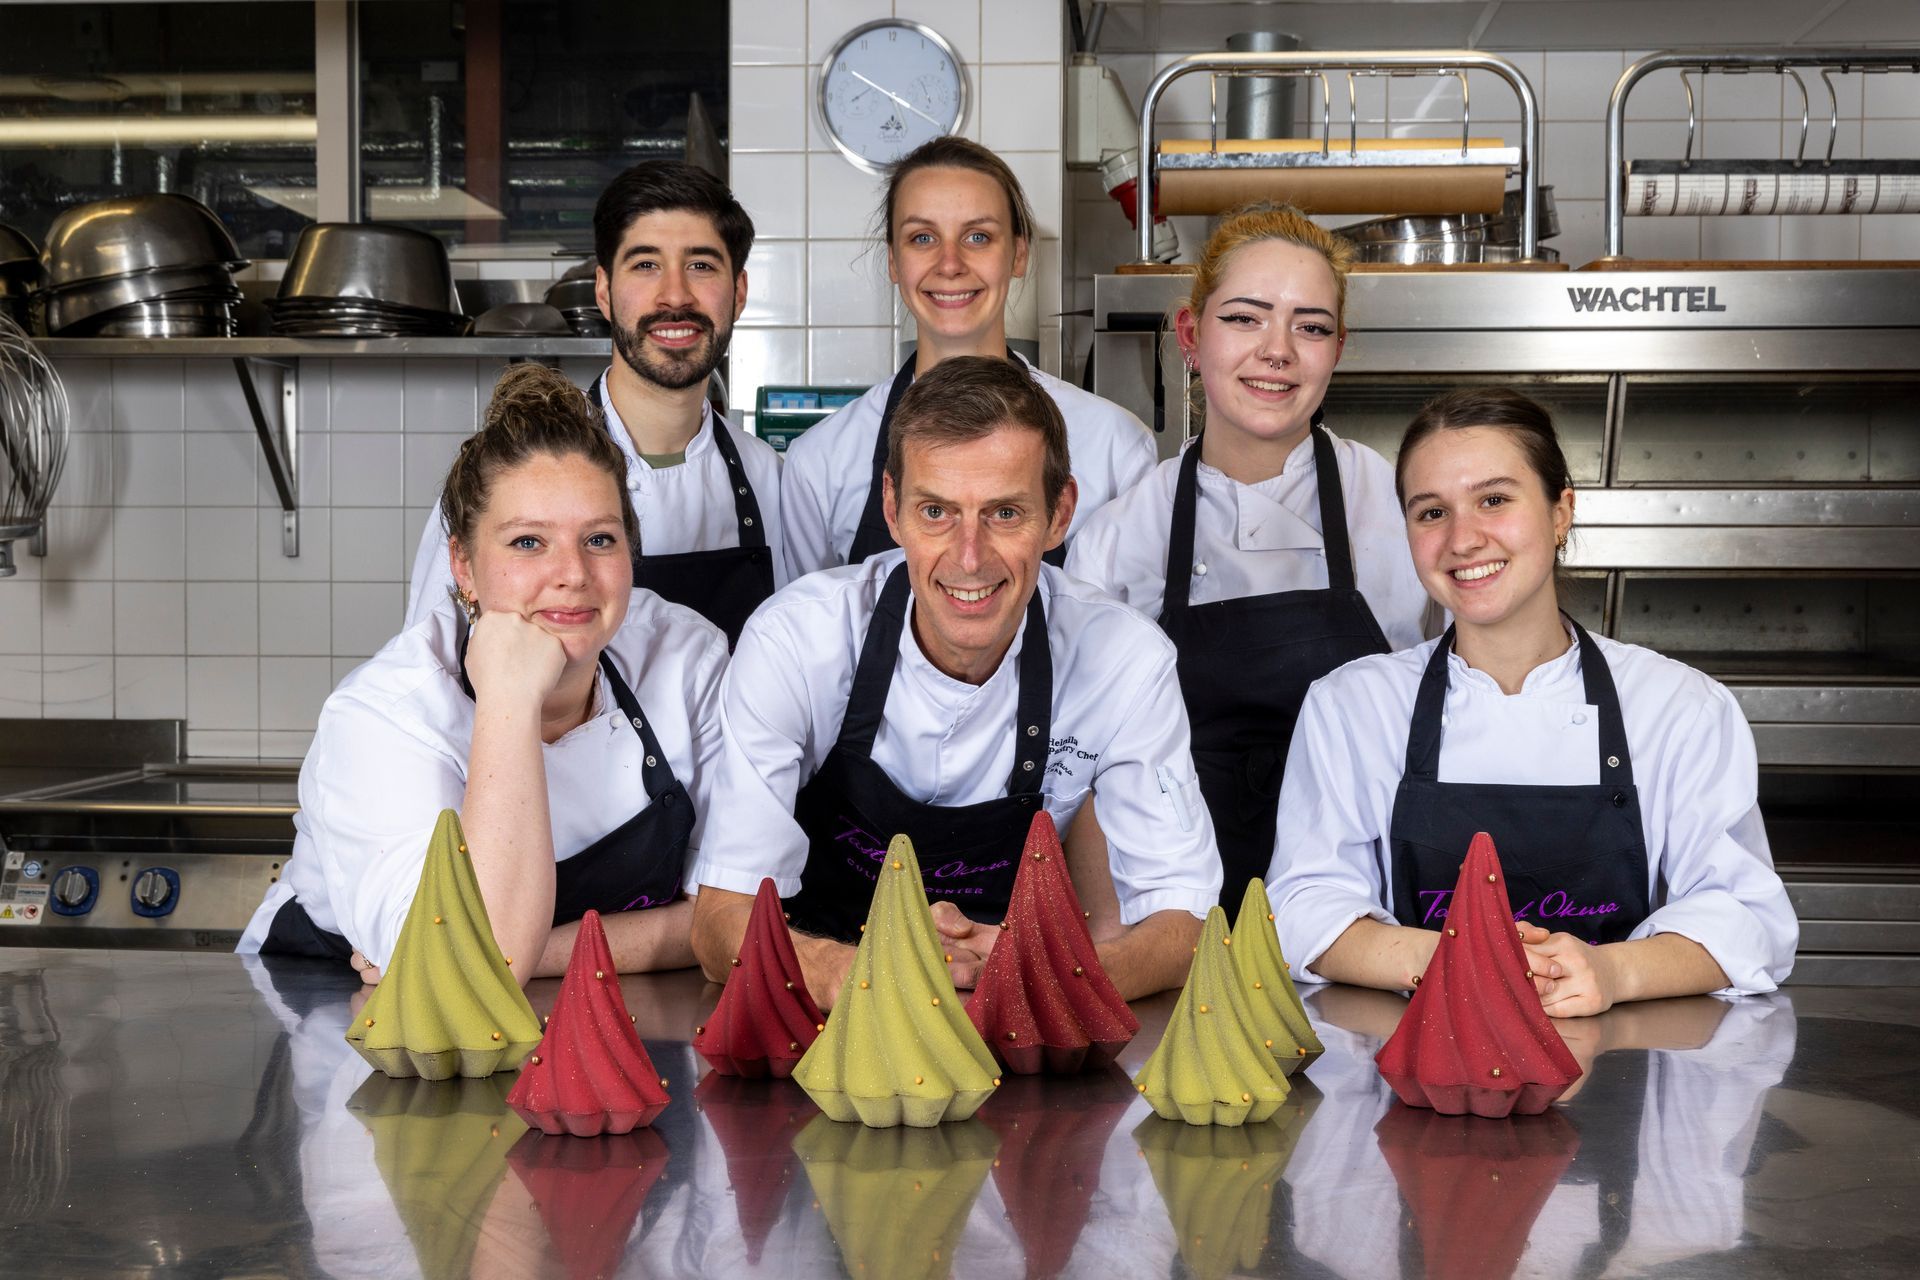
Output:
[1068, 204, 1429, 915]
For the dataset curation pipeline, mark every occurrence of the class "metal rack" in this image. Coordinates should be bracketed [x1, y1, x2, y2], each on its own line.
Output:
[1133, 50, 1544, 262]
[1604, 48, 1920, 257]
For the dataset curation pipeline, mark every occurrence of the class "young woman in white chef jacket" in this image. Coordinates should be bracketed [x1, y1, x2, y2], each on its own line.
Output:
[1267, 388, 1797, 1012]
[779, 135, 1156, 579]
[238, 364, 728, 984]
[1067, 204, 1430, 914]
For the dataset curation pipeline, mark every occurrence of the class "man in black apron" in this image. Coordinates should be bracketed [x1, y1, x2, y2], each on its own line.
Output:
[689, 357, 1220, 1009]
[1160, 415, 1389, 919]
[403, 160, 781, 646]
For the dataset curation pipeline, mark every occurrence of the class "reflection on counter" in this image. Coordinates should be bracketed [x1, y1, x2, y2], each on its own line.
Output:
[5, 953, 1920, 1278]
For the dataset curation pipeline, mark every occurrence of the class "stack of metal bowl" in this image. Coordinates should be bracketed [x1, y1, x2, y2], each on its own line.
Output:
[267, 224, 465, 337]
[1335, 186, 1561, 265]
[38, 195, 247, 337]
[545, 261, 609, 337]
[0, 225, 43, 330]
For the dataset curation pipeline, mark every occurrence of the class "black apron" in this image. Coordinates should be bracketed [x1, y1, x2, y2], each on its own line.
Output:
[260, 647, 693, 959]
[1159, 421, 1389, 918]
[846, 353, 1070, 569]
[784, 563, 1053, 942]
[1387, 620, 1652, 944]
[592, 376, 774, 649]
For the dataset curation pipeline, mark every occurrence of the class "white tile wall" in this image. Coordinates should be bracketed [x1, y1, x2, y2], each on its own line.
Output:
[0, 356, 548, 755]
[726, 0, 1067, 430]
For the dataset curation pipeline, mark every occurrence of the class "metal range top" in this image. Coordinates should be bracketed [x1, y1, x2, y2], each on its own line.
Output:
[0, 760, 297, 951]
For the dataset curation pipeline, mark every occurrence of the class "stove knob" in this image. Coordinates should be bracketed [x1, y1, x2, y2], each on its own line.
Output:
[133, 869, 175, 911]
[53, 868, 92, 908]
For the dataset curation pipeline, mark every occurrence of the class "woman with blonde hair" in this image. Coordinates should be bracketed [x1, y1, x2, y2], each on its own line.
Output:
[240, 363, 728, 982]
[1068, 203, 1428, 916]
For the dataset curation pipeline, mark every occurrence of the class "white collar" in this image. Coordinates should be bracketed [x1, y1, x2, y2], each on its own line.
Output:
[1445, 621, 1584, 697]
[598, 370, 716, 474]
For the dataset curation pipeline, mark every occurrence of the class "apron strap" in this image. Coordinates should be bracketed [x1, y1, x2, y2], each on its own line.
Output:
[836, 562, 1054, 794]
[1307, 418, 1358, 592]
[1162, 434, 1205, 615]
[597, 650, 681, 796]
[591, 373, 767, 550]
[1402, 617, 1636, 786]
[848, 353, 920, 563]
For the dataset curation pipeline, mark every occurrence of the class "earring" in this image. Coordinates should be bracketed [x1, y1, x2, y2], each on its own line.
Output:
[452, 586, 479, 625]
[1182, 352, 1197, 374]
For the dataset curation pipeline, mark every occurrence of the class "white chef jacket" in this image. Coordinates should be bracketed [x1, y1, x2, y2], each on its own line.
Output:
[690, 549, 1222, 923]
[1065, 428, 1431, 651]
[1265, 628, 1798, 996]
[406, 374, 788, 624]
[778, 356, 1158, 580]
[237, 589, 729, 968]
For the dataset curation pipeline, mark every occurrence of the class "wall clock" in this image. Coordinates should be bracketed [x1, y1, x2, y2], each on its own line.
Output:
[818, 19, 968, 174]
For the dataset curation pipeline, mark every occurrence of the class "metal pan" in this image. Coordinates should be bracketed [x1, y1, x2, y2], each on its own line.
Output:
[1335, 185, 1559, 246]
[1351, 240, 1562, 266]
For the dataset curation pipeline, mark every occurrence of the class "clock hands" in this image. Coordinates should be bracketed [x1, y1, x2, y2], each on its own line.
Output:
[848, 69, 944, 130]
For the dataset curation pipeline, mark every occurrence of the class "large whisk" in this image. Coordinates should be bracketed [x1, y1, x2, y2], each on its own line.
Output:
[0, 316, 67, 577]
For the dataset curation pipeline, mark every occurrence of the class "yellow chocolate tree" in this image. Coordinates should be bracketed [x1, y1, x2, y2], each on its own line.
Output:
[345, 809, 543, 1079]
[346, 1072, 528, 1280]
[793, 1113, 998, 1280]
[1231, 879, 1325, 1076]
[1132, 906, 1290, 1126]
[793, 834, 1001, 1127]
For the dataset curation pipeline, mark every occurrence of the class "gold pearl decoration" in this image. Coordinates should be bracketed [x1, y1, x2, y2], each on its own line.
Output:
[992, 1077, 1001, 1086]
[1073, 966, 1084, 976]
[1222, 936, 1232, 946]
[458, 844, 467, 854]
[930, 997, 940, 1006]
[695, 1024, 705, 1035]
[891, 860, 902, 870]
[1490, 1067, 1503, 1078]
[660, 1078, 668, 1088]
[1297, 1047, 1308, 1057]
[859, 980, 870, 989]
[1264, 1038, 1274, 1048]
[1525, 970, 1535, 980]
[1198, 1004, 1210, 1014]
[433, 915, 442, 925]
[594, 970, 605, 980]
[730, 957, 741, 967]
[1447, 928, 1457, 937]
[785, 980, 794, 990]
[1253, 981, 1263, 990]
[815, 1023, 825, 1031]
[1487, 874, 1497, 883]
[364, 1017, 374, 1027]
[914, 1075, 924, 1085]
[530, 1055, 541, 1065]
[1006, 1031, 1018, 1041]
[1137, 1083, 1147, 1093]
[490, 1031, 501, 1042]
[1240, 1092, 1251, 1103]
[788, 1041, 799, 1052]
[944, 953, 953, 963]
[1267, 912, 1275, 922]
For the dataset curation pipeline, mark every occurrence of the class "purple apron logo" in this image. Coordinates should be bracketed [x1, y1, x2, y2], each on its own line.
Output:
[1419, 888, 1619, 927]
[832, 818, 1009, 895]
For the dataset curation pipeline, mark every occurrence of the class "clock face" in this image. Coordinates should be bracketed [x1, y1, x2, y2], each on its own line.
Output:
[818, 20, 968, 174]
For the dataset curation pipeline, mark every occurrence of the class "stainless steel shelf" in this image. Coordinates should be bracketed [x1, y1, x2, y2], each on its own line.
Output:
[33, 336, 612, 359]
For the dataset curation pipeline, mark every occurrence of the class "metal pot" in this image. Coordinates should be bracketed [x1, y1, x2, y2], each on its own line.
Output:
[1353, 240, 1562, 266]
[40, 194, 246, 288]
[277, 223, 459, 314]
[1335, 185, 1560, 247]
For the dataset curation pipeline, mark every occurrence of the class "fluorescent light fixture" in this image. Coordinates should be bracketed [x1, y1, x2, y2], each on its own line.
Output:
[246, 185, 508, 222]
[0, 116, 317, 146]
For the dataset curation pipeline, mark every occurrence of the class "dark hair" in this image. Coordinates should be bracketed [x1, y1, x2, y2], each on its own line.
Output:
[1395, 388, 1573, 509]
[886, 356, 1071, 517]
[441, 364, 639, 553]
[879, 136, 1036, 244]
[594, 160, 755, 275]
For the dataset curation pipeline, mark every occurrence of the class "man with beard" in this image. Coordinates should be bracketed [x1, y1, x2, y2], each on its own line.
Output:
[407, 161, 786, 645]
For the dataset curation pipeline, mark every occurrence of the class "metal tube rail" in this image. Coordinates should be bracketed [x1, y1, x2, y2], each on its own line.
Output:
[1605, 49, 1920, 257]
[1135, 50, 1541, 263]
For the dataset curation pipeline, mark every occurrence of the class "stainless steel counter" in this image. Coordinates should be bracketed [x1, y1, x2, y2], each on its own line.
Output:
[3, 949, 1917, 1279]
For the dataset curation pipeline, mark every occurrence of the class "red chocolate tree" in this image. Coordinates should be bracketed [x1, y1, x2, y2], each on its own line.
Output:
[505, 1128, 668, 1280]
[693, 877, 827, 1077]
[1375, 1106, 1581, 1280]
[965, 812, 1139, 1074]
[1375, 832, 1581, 1117]
[694, 1073, 814, 1266]
[507, 910, 670, 1135]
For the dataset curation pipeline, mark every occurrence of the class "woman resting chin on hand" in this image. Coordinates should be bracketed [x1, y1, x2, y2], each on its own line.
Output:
[239, 364, 730, 986]
[1261, 388, 1798, 1015]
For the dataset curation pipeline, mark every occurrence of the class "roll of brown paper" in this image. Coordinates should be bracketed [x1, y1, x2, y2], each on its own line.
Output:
[1155, 138, 1510, 216]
